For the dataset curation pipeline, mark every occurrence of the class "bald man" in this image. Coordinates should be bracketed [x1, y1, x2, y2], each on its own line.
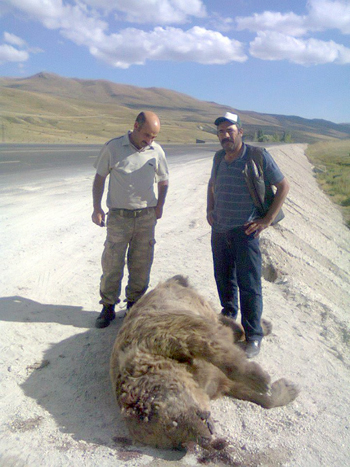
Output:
[92, 111, 169, 328]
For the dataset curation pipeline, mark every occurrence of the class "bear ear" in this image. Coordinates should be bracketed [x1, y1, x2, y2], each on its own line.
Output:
[167, 275, 189, 287]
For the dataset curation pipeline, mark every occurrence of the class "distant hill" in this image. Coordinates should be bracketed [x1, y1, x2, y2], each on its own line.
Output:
[1, 72, 349, 144]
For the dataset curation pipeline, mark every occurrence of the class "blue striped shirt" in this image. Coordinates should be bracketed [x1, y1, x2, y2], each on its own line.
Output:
[212, 144, 284, 232]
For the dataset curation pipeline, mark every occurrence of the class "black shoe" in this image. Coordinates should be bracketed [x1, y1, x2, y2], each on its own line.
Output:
[221, 308, 237, 319]
[95, 304, 115, 328]
[245, 340, 261, 359]
[126, 301, 135, 310]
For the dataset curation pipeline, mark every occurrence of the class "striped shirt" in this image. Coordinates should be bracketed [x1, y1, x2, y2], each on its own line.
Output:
[211, 144, 284, 232]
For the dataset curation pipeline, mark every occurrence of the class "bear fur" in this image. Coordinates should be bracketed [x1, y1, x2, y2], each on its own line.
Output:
[110, 275, 299, 449]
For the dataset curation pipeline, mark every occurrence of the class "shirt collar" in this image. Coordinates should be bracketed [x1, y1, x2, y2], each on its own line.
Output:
[240, 143, 247, 159]
[124, 131, 154, 152]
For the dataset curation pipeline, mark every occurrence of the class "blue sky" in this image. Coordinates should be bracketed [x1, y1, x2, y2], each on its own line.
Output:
[1, 0, 349, 123]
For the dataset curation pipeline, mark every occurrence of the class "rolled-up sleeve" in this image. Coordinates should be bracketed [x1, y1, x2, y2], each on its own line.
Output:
[156, 149, 169, 182]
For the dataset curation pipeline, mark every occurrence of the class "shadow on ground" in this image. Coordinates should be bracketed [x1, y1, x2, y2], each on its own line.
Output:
[0, 296, 185, 462]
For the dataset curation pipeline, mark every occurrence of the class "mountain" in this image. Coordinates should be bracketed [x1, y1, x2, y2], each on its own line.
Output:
[1, 72, 349, 144]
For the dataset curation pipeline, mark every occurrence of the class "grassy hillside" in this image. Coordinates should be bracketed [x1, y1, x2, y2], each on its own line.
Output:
[1, 72, 350, 144]
[306, 139, 350, 227]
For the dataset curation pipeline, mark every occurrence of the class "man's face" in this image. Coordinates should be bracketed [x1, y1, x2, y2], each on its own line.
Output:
[132, 121, 159, 150]
[217, 121, 243, 153]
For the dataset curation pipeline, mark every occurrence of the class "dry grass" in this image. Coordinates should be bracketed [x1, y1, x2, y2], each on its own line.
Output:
[1, 73, 350, 145]
[0, 87, 217, 144]
[306, 139, 350, 227]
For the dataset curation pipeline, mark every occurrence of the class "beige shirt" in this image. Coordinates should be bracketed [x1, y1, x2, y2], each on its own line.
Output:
[94, 132, 169, 209]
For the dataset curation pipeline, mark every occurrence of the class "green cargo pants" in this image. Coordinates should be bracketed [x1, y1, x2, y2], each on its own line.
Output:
[99, 208, 157, 306]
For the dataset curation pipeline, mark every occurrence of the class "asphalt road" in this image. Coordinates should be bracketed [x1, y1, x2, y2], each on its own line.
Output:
[0, 143, 219, 187]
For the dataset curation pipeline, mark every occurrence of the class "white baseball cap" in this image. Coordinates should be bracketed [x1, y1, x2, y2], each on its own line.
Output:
[214, 112, 241, 127]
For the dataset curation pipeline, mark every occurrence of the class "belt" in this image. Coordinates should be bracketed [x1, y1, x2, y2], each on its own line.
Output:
[110, 208, 154, 218]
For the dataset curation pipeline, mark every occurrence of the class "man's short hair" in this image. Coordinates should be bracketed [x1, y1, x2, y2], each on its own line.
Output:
[135, 112, 146, 128]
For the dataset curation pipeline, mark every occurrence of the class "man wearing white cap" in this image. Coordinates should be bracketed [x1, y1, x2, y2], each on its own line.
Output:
[207, 112, 289, 358]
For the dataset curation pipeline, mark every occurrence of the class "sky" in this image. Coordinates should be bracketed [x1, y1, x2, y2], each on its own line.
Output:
[0, 0, 350, 123]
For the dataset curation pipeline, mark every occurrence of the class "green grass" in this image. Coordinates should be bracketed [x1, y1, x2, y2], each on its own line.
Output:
[306, 139, 350, 227]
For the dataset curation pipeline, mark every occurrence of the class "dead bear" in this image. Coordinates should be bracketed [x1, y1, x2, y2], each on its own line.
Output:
[110, 275, 299, 449]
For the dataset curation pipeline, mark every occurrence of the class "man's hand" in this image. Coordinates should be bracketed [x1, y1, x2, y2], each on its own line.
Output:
[155, 205, 163, 219]
[244, 218, 271, 237]
[92, 208, 105, 227]
[207, 210, 214, 226]
[156, 181, 168, 219]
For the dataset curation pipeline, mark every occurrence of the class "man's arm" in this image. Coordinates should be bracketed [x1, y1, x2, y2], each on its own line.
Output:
[92, 173, 107, 226]
[245, 177, 290, 236]
[155, 180, 169, 219]
[207, 178, 215, 226]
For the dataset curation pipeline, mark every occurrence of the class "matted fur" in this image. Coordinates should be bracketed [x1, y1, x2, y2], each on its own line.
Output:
[110, 275, 299, 449]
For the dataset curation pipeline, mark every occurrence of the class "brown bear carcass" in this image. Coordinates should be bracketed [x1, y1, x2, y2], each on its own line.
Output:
[110, 275, 299, 449]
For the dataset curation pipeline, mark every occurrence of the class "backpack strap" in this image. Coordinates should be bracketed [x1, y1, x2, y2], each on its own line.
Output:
[212, 149, 226, 181]
[244, 145, 285, 224]
[243, 145, 266, 213]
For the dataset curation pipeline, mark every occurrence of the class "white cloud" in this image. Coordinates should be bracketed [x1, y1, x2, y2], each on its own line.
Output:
[2, 0, 107, 33]
[236, 11, 307, 37]
[0, 44, 29, 64]
[2, 0, 349, 69]
[1, 31, 31, 65]
[2, 0, 108, 50]
[250, 31, 350, 65]
[235, 0, 350, 65]
[236, 0, 350, 36]
[118, 0, 207, 24]
[4, 0, 63, 27]
[308, 0, 350, 34]
[206, 12, 234, 33]
[89, 26, 247, 68]
[82, 0, 207, 23]
[4, 31, 27, 47]
[1, 0, 245, 68]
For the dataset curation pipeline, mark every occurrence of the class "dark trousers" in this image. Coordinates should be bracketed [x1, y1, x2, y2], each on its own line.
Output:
[211, 227, 263, 342]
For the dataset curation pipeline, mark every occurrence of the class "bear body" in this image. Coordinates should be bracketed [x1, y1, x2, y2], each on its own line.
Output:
[110, 276, 299, 449]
